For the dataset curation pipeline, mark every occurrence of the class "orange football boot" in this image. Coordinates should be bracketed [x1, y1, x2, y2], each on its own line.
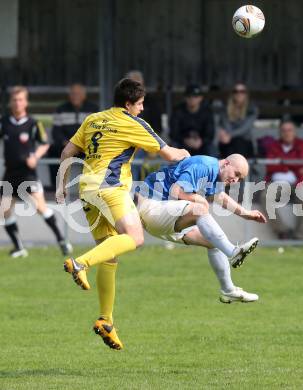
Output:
[93, 318, 123, 350]
[64, 258, 90, 290]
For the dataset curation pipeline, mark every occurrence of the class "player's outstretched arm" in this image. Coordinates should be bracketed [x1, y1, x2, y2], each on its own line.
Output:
[211, 191, 267, 223]
[159, 145, 190, 162]
[56, 141, 83, 203]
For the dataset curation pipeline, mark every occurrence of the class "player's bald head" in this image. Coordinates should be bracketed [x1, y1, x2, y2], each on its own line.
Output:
[226, 154, 249, 179]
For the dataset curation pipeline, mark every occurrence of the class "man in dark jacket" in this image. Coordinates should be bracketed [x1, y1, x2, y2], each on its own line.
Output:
[49, 84, 99, 188]
[125, 70, 163, 134]
[52, 84, 98, 154]
[169, 84, 216, 156]
[125, 70, 163, 180]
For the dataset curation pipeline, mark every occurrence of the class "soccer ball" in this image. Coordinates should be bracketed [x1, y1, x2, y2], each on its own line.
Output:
[232, 5, 265, 38]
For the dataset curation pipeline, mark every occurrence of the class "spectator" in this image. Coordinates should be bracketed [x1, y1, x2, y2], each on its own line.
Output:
[260, 121, 303, 239]
[125, 70, 163, 180]
[218, 83, 258, 158]
[48, 84, 98, 188]
[125, 70, 162, 134]
[169, 84, 216, 156]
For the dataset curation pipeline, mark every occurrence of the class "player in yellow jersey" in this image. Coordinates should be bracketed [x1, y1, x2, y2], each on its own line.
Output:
[56, 78, 189, 350]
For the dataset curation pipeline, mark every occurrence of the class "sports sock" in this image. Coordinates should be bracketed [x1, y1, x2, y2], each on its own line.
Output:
[96, 262, 117, 323]
[207, 248, 235, 292]
[42, 209, 64, 242]
[196, 214, 236, 257]
[76, 234, 136, 267]
[4, 216, 24, 251]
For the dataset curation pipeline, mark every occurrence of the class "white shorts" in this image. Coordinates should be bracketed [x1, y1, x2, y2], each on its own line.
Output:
[138, 198, 193, 243]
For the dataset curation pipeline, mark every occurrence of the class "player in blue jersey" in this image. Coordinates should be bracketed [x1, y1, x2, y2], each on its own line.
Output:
[135, 154, 267, 303]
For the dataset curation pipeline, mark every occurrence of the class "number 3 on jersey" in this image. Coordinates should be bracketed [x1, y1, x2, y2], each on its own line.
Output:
[88, 131, 103, 155]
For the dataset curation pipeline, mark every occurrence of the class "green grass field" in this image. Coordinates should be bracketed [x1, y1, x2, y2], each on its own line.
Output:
[0, 245, 303, 389]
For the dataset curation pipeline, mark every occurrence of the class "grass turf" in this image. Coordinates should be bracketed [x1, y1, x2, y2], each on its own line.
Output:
[0, 245, 302, 389]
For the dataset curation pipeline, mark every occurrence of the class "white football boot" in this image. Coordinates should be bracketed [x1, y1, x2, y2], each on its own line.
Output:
[230, 237, 259, 268]
[10, 248, 28, 258]
[220, 287, 259, 304]
[59, 240, 73, 256]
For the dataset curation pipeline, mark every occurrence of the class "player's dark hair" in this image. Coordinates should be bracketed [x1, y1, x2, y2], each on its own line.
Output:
[114, 78, 145, 108]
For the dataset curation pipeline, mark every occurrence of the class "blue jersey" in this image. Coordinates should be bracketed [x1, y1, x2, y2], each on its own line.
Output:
[141, 155, 221, 200]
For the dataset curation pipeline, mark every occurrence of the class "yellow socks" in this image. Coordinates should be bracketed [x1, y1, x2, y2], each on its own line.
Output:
[76, 234, 136, 267]
[96, 262, 117, 323]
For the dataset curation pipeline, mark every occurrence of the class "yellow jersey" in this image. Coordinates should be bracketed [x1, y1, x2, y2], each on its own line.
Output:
[70, 107, 166, 194]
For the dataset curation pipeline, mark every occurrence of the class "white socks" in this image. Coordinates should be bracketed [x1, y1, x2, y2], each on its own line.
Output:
[208, 248, 235, 293]
[196, 214, 236, 257]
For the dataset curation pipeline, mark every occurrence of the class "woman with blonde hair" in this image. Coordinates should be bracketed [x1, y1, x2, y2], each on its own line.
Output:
[218, 83, 258, 158]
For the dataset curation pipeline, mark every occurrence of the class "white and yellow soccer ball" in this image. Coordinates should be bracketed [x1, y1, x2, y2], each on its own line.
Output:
[232, 5, 265, 38]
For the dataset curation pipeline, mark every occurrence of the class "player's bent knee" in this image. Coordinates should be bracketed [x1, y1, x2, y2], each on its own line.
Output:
[191, 201, 209, 217]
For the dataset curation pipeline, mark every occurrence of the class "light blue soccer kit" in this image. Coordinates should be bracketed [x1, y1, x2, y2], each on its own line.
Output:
[138, 155, 257, 297]
[143, 155, 221, 200]
[137, 156, 223, 241]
